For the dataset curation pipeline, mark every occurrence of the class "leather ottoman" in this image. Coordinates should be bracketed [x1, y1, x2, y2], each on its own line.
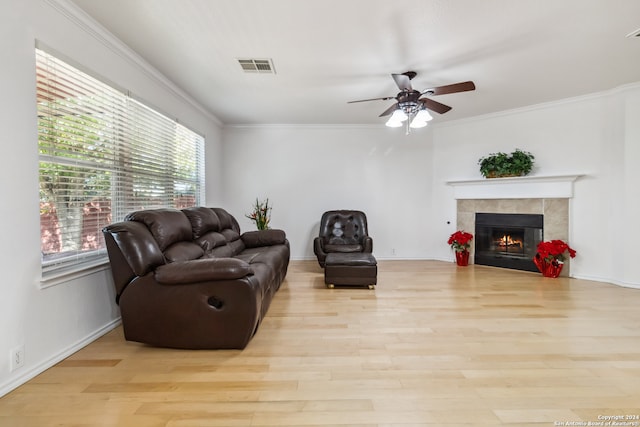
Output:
[324, 252, 377, 289]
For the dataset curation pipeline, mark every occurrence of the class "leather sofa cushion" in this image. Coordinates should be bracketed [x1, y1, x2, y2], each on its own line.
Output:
[212, 208, 236, 231]
[164, 241, 204, 263]
[221, 228, 241, 242]
[325, 252, 377, 266]
[154, 258, 253, 284]
[322, 212, 366, 245]
[196, 231, 227, 251]
[207, 245, 234, 258]
[182, 207, 220, 239]
[239, 245, 290, 272]
[228, 239, 246, 256]
[323, 244, 363, 253]
[221, 228, 244, 256]
[126, 208, 192, 251]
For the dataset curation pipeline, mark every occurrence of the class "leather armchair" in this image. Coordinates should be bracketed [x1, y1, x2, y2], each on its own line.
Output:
[313, 210, 372, 267]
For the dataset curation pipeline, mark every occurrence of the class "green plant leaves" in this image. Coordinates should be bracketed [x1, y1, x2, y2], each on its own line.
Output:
[478, 149, 534, 178]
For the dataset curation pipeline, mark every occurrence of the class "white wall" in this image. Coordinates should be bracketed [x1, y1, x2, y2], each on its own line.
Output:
[221, 125, 435, 260]
[621, 86, 640, 285]
[0, 0, 222, 396]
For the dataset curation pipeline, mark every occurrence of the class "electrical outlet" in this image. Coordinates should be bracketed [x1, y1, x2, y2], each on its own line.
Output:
[391, 248, 396, 256]
[10, 345, 25, 372]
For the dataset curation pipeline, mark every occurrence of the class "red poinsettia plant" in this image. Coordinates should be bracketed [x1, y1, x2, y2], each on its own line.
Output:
[536, 239, 576, 263]
[448, 230, 473, 252]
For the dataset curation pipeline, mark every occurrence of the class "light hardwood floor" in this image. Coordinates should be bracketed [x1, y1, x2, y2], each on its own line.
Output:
[2, 260, 640, 426]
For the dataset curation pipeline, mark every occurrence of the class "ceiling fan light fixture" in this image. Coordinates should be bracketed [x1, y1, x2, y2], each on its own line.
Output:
[385, 118, 403, 127]
[409, 119, 428, 129]
[414, 109, 433, 122]
[389, 109, 408, 122]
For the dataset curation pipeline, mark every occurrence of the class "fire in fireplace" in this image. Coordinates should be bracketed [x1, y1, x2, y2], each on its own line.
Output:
[474, 213, 543, 272]
[494, 234, 524, 252]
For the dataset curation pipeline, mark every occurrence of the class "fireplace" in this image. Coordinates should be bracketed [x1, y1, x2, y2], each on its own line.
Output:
[474, 213, 543, 272]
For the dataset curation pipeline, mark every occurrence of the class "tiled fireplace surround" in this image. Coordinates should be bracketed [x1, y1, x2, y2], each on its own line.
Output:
[447, 175, 581, 276]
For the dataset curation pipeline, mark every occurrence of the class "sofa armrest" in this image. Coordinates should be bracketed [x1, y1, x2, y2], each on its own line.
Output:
[241, 229, 286, 248]
[313, 237, 327, 267]
[155, 258, 253, 284]
[362, 236, 373, 253]
[313, 236, 326, 255]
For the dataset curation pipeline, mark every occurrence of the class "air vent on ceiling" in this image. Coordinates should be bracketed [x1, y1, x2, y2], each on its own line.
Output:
[237, 58, 276, 74]
[626, 27, 640, 38]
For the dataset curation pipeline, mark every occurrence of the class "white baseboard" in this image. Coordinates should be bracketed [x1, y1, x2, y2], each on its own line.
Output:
[571, 274, 640, 290]
[0, 318, 121, 398]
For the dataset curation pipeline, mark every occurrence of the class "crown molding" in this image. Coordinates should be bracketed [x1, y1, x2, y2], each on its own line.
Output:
[435, 81, 640, 129]
[43, 0, 222, 127]
[224, 123, 382, 130]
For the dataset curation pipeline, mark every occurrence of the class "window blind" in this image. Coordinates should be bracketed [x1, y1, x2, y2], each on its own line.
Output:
[36, 48, 204, 279]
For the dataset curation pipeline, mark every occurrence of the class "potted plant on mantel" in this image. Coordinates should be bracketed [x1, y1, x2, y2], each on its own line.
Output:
[478, 148, 535, 178]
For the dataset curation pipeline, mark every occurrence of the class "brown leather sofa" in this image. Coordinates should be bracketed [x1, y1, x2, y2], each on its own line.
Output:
[102, 206, 289, 349]
[313, 210, 373, 267]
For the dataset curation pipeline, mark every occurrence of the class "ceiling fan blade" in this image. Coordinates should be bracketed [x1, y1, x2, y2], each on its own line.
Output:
[347, 96, 395, 103]
[392, 73, 413, 91]
[379, 103, 399, 117]
[420, 98, 452, 114]
[423, 81, 476, 96]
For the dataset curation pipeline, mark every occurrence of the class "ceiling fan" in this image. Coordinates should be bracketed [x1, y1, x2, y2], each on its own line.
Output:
[348, 71, 476, 129]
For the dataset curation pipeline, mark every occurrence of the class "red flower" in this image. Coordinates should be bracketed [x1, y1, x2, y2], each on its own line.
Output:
[448, 230, 473, 252]
[536, 239, 576, 263]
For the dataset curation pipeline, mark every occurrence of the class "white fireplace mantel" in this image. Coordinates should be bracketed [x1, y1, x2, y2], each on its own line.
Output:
[446, 174, 583, 200]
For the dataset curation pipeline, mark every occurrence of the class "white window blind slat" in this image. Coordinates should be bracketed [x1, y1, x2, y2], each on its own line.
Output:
[36, 48, 204, 279]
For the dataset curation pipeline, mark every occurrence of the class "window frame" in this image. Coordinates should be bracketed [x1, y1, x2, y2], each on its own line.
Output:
[36, 46, 205, 285]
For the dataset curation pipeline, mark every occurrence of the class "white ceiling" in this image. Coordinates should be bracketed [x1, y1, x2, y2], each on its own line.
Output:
[70, 0, 640, 126]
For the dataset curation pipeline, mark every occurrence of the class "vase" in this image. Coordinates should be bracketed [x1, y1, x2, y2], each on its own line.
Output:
[533, 254, 545, 273]
[543, 261, 564, 278]
[533, 254, 564, 278]
[455, 250, 470, 267]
